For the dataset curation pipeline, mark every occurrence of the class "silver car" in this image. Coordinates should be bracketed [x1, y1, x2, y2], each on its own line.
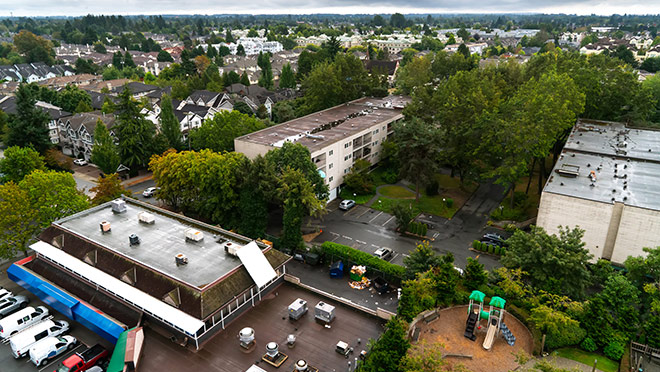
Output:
[0, 295, 29, 318]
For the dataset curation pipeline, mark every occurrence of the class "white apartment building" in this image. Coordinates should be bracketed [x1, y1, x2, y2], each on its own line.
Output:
[211, 38, 283, 56]
[235, 96, 410, 201]
[537, 119, 660, 264]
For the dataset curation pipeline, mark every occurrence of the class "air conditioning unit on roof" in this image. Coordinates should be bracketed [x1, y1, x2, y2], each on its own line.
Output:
[138, 212, 155, 224]
[185, 228, 204, 242]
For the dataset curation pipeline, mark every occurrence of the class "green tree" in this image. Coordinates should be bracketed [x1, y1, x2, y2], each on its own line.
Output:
[13, 30, 54, 64]
[93, 42, 106, 54]
[393, 118, 441, 201]
[159, 94, 182, 150]
[265, 141, 328, 199]
[399, 341, 446, 372]
[236, 44, 245, 56]
[358, 317, 410, 372]
[390, 13, 407, 28]
[0, 146, 45, 183]
[530, 305, 586, 349]
[457, 43, 470, 58]
[0, 182, 37, 258]
[257, 52, 274, 90]
[90, 174, 131, 205]
[279, 63, 296, 89]
[112, 51, 123, 69]
[191, 110, 266, 152]
[398, 274, 436, 321]
[502, 226, 593, 299]
[56, 84, 93, 113]
[343, 158, 373, 195]
[464, 257, 488, 290]
[238, 156, 275, 238]
[240, 71, 250, 86]
[6, 84, 51, 152]
[403, 241, 441, 279]
[123, 51, 136, 68]
[430, 253, 460, 306]
[611, 44, 637, 67]
[272, 101, 295, 123]
[91, 120, 121, 175]
[392, 202, 414, 233]
[232, 100, 254, 116]
[19, 170, 89, 229]
[115, 87, 156, 172]
[157, 50, 173, 62]
[395, 54, 433, 94]
[278, 166, 325, 250]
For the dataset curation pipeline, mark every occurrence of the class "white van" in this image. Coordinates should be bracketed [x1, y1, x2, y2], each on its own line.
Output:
[10, 319, 70, 358]
[0, 287, 12, 302]
[0, 306, 49, 339]
[29, 335, 77, 366]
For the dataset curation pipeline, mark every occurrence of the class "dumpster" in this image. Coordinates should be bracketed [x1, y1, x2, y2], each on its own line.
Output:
[329, 261, 344, 278]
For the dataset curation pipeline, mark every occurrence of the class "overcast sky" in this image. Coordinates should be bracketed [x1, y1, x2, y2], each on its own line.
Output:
[1, 0, 660, 17]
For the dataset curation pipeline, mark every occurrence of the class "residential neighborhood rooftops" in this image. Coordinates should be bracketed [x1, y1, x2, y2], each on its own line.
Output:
[544, 119, 660, 211]
[235, 96, 410, 153]
[54, 197, 270, 289]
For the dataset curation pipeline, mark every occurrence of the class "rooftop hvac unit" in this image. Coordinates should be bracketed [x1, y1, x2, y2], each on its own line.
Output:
[185, 229, 204, 242]
[288, 298, 308, 320]
[287, 334, 296, 347]
[138, 212, 155, 224]
[99, 221, 111, 234]
[266, 342, 279, 358]
[262, 341, 288, 367]
[295, 360, 308, 371]
[175, 253, 188, 265]
[314, 301, 335, 323]
[224, 241, 242, 256]
[111, 199, 127, 213]
[239, 327, 255, 349]
[129, 234, 140, 246]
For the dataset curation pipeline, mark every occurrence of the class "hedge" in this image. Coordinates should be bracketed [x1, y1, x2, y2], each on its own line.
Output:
[321, 241, 406, 281]
[406, 222, 428, 237]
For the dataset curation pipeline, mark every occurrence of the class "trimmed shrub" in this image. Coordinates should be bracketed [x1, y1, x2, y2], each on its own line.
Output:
[472, 240, 480, 249]
[321, 241, 405, 281]
[581, 337, 597, 352]
[494, 246, 501, 255]
[488, 245, 494, 254]
[445, 198, 454, 208]
[604, 341, 625, 361]
[421, 224, 428, 236]
[480, 242, 487, 251]
[382, 169, 398, 184]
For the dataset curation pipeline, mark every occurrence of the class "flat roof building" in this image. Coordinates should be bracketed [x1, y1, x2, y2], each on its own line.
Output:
[10, 197, 290, 349]
[235, 96, 410, 200]
[537, 119, 660, 264]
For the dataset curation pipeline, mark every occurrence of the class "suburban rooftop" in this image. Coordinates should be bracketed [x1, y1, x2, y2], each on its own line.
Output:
[235, 96, 410, 153]
[544, 119, 660, 211]
[54, 197, 261, 289]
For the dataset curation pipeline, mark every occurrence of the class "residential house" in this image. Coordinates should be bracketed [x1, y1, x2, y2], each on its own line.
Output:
[58, 112, 116, 161]
[0, 95, 70, 144]
[363, 60, 400, 85]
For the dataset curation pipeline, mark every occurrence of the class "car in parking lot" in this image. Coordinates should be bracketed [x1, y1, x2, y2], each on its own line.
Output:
[0, 287, 13, 302]
[29, 335, 78, 367]
[339, 199, 356, 211]
[373, 247, 393, 261]
[11, 319, 70, 358]
[73, 159, 88, 166]
[0, 306, 49, 338]
[481, 233, 507, 246]
[0, 295, 28, 318]
[142, 187, 160, 197]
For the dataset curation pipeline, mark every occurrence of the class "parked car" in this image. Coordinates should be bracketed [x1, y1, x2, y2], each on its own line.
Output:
[0, 287, 13, 302]
[373, 247, 393, 261]
[52, 343, 109, 372]
[142, 187, 160, 197]
[0, 295, 28, 318]
[339, 199, 356, 211]
[73, 159, 88, 166]
[481, 233, 507, 246]
[29, 335, 77, 366]
[11, 319, 70, 358]
[0, 306, 49, 338]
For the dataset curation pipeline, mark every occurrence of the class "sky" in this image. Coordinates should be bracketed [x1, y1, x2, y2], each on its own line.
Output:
[1, 0, 660, 17]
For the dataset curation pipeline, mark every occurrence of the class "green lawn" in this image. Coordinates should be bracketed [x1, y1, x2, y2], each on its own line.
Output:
[338, 188, 374, 205]
[552, 348, 619, 372]
[371, 193, 458, 219]
[379, 185, 415, 199]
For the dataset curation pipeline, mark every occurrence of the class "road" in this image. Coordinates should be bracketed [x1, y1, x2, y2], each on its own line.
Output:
[311, 180, 507, 270]
[125, 178, 157, 203]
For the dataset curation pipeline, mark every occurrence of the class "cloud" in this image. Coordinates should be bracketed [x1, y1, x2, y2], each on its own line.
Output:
[2, 0, 660, 16]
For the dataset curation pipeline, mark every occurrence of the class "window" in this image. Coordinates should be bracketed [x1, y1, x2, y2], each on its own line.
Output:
[382, 126, 386, 131]
[373, 141, 378, 146]
[344, 142, 351, 148]
[329, 163, 333, 169]
[329, 150, 333, 156]
[328, 176, 333, 182]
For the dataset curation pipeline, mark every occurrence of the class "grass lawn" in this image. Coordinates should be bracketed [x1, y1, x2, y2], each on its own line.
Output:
[338, 188, 374, 204]
[371, 193, 458, 219]
[552, 348, 619, 372]
[379, 185, 415, 199]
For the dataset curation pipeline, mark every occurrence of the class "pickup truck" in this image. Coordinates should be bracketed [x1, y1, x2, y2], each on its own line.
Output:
[53, 344, 108, 372]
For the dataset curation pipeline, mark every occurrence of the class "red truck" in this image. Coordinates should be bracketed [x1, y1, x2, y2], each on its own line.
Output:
[53, 344, 108, 372]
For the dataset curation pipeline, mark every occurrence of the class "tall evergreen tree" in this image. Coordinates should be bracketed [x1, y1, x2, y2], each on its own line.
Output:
[115, 87, 156, 173]
[6, 84, 51, 153]
[91, 120, 121, 174]
[240, 71, 251, 86]
[279, 63, 296, 89]
[123, 51, 136, 68]
[159, 94, 182, 150]
[112, 51, 123, 69]
[257, 52, 274, 89]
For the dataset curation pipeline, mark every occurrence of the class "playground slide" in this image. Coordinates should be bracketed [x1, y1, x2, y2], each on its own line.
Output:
[482, 323, 497, 350]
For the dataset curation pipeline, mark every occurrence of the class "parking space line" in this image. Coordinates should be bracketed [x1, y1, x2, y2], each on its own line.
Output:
[368, 211, 383, 223]
[329, 231, 340, 236]
[391, 253, 400, 262]
[331, 235, 339, 242]
[342, 235, 353, 240]
[433, 232, 439, 238]
[371, 244, 380, 248]
[356, 240, 366, 245]
[356, 207, 370, 218]
[382, 216, 395, 226]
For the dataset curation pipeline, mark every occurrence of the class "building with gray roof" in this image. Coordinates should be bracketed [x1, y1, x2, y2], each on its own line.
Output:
[537, 119, 660, 264]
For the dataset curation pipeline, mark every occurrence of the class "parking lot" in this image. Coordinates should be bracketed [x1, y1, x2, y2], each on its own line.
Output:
[0, 262, 112, 372]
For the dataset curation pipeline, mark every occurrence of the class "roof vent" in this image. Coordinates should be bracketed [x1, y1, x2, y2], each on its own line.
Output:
[111, 199, 127, 213]
[224, 241, 243, 256]
[175, 253, 188, 265]
[556, 164, 580, 178]
[185, 229, 204, 242]
[129, 234, 140, 246]
[100, 221, 111, 234]
[138, 212, 155, 224]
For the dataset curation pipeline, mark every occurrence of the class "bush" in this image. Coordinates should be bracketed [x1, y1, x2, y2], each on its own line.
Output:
[421, 224, 428, 236]
[488, 245, 494, 254]
[581, 337, 597, 352]
[480, 242, 487, 251]
[321, 242, 405, 281]
[495, 246, 501, 255]
[425, 180, 439, 196]
[44, 149, 73, 172]
[472, 240, 480, 249]
[445, 198, 454, 208]
[383, 169, 398, 184]
[604, 341, 625, 361]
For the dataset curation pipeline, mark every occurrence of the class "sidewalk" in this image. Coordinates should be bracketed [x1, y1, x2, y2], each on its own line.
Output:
[121, 173, 153, 187]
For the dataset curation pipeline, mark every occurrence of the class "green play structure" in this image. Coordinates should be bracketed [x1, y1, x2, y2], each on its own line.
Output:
[464, 290, 516, 349]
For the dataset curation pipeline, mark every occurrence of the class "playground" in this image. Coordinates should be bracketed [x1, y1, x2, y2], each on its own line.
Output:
[413, 292, 534, 372]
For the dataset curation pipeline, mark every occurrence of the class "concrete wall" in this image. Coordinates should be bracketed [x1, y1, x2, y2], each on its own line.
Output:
[537, 192, 660, 264]
[536, 192, 612, 260]
[234, 139, 272, 159]
[610, 206, 660, 263]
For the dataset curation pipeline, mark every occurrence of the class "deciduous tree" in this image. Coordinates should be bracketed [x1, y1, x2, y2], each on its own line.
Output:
[90, 174, 131, 205]
[191, 110, 266, 152]
[0, 146, 45, 183]
[393, 118, 441, 201]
